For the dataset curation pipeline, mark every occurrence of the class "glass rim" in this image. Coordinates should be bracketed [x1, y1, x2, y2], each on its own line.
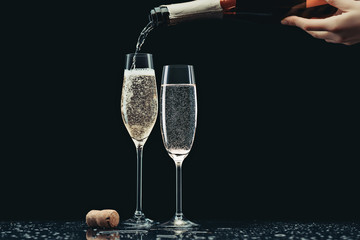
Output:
[126, 53, 152, 57]
[163, 64, 193, 68]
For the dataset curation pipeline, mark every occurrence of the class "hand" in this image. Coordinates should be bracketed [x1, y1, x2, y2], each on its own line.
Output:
[281, 0, 360, 45]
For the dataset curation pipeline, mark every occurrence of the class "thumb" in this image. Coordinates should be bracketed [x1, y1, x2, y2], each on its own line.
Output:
[325, 0, 357, 11]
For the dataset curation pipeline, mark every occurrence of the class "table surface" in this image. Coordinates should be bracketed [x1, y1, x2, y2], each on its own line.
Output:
[0, 221, 359, 240]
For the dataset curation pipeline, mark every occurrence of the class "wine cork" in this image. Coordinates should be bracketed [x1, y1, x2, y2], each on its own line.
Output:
[86, 209, 120, 228]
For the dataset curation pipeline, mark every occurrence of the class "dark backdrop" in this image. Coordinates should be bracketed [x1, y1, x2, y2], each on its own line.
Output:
[2, 1, 359, 222]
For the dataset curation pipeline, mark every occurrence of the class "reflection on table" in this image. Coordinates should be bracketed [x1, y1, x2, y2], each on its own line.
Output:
[1, 221, 359, 240]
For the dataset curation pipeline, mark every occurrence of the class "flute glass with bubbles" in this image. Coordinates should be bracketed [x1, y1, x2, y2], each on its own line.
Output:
[160, 65, 199, 228]
[121, 53, 158, 228]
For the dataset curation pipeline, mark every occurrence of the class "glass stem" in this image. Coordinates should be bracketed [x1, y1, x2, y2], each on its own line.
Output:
[175, 161, 183, 219]
[135, 146, 144, 218]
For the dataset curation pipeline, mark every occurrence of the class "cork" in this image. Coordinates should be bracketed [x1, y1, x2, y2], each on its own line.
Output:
[86, 209, 120, 228]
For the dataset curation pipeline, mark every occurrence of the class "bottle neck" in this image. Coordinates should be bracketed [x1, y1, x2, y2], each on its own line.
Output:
[150, 0, 227, 27]
[149, 6, 170, 27]
[149, 0, 331, 27]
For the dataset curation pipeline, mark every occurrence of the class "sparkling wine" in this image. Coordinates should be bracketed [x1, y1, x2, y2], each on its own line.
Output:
[121, 68, 158, 144]
[160, 84, 197, 161]
[131, 22, 154, 69]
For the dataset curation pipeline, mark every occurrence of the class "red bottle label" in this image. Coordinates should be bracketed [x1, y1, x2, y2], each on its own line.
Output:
[220, 0, 236, 10]
[306, 0, 328, 8]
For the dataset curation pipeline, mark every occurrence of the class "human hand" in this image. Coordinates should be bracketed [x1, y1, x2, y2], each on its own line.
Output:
[281, 0, 360, 45]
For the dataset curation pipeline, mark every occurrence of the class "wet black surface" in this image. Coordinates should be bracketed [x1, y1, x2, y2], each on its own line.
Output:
[0, 221, 359, 240]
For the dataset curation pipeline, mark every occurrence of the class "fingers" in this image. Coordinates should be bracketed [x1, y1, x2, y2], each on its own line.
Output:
[306, 30, 360, 45]
[281, 16, 335, 31]
[281, 0, 360, 45]
[325, 0, 359, 11]
[306, 30, 340, 41]
[281, 17, 343, 44]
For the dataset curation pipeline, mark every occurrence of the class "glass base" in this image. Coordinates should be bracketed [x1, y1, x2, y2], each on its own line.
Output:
[121, 212, 155, 229]
[159, 214, 199, 229]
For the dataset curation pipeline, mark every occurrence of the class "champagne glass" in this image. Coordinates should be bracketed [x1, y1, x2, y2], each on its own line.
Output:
[159, 65, 199, 228]
[121, 53, 158, 228]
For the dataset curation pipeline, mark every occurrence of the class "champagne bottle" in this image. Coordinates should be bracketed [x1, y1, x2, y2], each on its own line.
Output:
[149, 0, 337, 26]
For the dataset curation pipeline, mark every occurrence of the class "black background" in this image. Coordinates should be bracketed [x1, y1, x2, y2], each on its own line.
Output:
[2, 1, 359, 222]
